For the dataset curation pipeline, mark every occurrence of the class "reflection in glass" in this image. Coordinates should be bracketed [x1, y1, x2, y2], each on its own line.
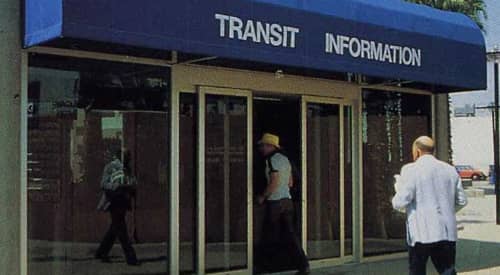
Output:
[27, 55, 170, 275]
[306, 103, 340, 260]
[95, 112, 139, 266]
[362, 90, 431, 257]
[344, 106, 353, 256]
[179, 93, 197, 273]
[205, 95, 248, 272]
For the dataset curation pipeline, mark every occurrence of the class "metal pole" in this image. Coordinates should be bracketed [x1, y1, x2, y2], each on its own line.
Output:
[492, 107, 496, 186]
[494, 61, 500, 225]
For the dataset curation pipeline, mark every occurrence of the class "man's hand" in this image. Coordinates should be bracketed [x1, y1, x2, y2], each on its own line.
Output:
[257, 195, 266, 205]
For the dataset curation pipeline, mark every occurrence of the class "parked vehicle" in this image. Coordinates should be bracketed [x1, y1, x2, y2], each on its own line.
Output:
[455, 165, 487, 181]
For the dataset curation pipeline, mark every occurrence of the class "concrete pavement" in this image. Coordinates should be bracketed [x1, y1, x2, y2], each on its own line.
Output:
[301, 182, 500, 275]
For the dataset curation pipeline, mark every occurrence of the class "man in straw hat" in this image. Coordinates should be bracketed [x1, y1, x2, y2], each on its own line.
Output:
[256, 133, 310, 274]
[392, 136, 467, 275]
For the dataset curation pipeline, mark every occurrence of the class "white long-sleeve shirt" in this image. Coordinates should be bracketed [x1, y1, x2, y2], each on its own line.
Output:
[392, 155, 468, 246]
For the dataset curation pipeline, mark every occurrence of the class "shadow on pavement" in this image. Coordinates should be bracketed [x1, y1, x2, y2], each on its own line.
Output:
[457, 238, 500, 273]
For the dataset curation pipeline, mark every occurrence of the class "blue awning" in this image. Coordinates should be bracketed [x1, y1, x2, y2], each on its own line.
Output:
[25, 0, 487, 92]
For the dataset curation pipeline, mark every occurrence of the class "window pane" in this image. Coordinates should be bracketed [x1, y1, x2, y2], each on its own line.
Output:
[205, 95, 248, 272]
[28, 55, 170, 275]
[344, 106, 353, 256]
[179, 93, 197, 273]
[362, 90, 431, 257]
[306, 103, 340, 260]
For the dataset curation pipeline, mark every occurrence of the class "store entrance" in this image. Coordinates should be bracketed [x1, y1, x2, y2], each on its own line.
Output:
[253, 95, 302, 272]
[253, 95, 355, 271]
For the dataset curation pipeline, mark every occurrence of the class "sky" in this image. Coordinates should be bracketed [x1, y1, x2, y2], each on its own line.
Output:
[450, 0, 500, 110]
[484, 0, 500, 51]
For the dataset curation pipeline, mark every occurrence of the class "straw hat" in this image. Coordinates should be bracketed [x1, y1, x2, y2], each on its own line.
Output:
[258, 133, 281, 149]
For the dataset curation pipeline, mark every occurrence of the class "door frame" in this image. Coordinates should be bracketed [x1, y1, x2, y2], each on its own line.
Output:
[300, 95, 356, 268]
[197, 86, 253, 275]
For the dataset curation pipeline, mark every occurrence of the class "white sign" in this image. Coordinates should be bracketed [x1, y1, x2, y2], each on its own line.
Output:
[215, 13, 300, 48]
[325, 33, 422, 67]
[214, 13, 423, 67]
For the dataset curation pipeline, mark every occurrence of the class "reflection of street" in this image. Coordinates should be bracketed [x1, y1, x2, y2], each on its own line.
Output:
[29, 241, 248, 274]
[29, 241, 168, 275]
[28, 182, 500, 274]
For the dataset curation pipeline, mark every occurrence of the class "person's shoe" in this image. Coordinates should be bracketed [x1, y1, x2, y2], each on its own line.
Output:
[296, 267, 310, 275]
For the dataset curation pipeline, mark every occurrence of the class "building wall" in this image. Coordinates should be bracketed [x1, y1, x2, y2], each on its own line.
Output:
[0, 0, 22, 274]
[451, 116, 494, 173]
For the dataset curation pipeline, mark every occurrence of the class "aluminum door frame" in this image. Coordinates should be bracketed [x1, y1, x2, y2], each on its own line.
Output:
[197, 86, 253, 275]
[301, 95, 357, 268]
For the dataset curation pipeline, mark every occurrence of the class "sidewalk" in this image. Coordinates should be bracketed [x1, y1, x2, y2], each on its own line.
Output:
[456, 183, 500, 275]
[302, 182, 500, 275]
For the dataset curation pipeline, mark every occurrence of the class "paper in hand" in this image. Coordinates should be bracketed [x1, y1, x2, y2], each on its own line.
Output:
[393, 174, 406, 213]
[394, 174, 402, 193]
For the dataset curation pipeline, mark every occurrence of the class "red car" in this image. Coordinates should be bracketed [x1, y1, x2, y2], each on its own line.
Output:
[455, 165, 487, 181]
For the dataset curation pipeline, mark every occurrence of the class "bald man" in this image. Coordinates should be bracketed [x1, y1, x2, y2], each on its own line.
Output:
[392, 136, 467, 275]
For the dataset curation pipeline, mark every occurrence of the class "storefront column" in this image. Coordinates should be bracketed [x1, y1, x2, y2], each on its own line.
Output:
[434, 93, 452, 162]
[0, 0, 22, 274]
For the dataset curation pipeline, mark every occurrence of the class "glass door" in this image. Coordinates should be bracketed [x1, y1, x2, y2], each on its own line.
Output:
[197, 87, 253, 274]
[301, 96, 354, 265]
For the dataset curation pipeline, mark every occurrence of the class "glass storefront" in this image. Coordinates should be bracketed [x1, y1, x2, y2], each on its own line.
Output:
[362, 89, 432, 257]
[25, 53, 435, 274]
[303, 100, 355, 262]
[344, 105, 354, 257]
[178, 89, 252, 274]
[6, 0, 485, 272]
[179, 93, 197, 274]
[27, 55, 170, 274]
[204, 94, 249, 272]
[306, 103, 341, 260]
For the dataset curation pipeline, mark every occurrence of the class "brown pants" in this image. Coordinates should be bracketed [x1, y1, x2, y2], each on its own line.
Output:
[257, 199, 309, 272]
[96, 205, 137, 264]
